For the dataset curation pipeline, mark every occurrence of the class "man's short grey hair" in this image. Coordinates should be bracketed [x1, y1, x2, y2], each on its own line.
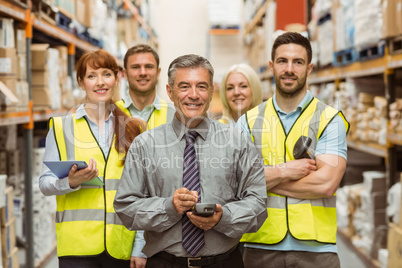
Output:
[167, 54, 214, 88]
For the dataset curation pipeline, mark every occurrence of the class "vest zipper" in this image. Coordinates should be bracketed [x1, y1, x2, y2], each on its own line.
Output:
[83, 116, 110, 253]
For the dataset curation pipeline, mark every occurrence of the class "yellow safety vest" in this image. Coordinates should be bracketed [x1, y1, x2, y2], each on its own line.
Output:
[241, 97, 349, 245]
[115, 99, 174, 129]
[218, 118, 231, 124]
[49, 115, 135, 260]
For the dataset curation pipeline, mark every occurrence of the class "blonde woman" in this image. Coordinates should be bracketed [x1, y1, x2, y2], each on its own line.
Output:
[219, 64, 263, 124]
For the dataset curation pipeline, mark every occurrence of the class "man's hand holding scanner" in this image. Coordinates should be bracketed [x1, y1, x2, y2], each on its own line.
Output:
[173, 188, 199, 215]
[188, 204, 222, 231]
[68, 158, 99, 188]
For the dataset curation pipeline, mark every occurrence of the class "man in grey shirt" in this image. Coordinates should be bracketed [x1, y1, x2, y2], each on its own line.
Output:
[114, 54, 267, 268]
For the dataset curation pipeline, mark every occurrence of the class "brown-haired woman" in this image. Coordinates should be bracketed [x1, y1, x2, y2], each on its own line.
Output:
[39, 49, 147, 268]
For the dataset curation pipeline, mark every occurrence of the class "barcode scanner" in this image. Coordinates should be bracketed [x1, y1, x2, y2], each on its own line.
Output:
[293, 136, 316, 160]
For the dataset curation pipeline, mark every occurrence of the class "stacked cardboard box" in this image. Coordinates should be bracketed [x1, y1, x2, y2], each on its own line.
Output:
[55, 46, 75, 110]
[354, 0, 383, 48]
[0, 21, 18, 112]
[382, 0, 402, 39]
[31, 44, 62, 110]
[389, 99, 402, 135]
[337, 171, 387, 259]
[31, 43, 51, 109]
[15, 28, 29, 112]
[0, 186, 19, 268]
[387, 173, 402, 267]
[0, 19, 29, 112]
[117, 17, 139, 52]
[354, 93, 387, 145]
[32, 147, 56, 265]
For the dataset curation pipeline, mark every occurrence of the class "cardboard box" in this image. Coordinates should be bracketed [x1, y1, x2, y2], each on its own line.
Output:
[0, 152, 6, 175]
[55, 46, 68, 79]
[14, 29, 26, 54]
[16, 81, 29, 111]
[16, 53, 27, 81]
[0, 19, 15, 48]
[0, 175, 5, 209]
[0, 78, 18, 112]
[31, 70, 49, 86]
[32, 86, 51, 107]
[0, 76, 16, 95]
[117, 18, 138, 48]
[0, 225, 2, 268]
[7, 150, 20, 176]
[0, 48, 17, 74]
[382, 0, 402, 38]
[0, 217, 16, 261]
[31, 44, 49, 70]
[3, 246, 18, 268]
[388, 223, 402, 268]
[84, 0, 95, 28]
[400, 173, 402, 228]
[0, 187, 14, 227]
[75, 0, 89, 27]
[14, 207, 24, 241]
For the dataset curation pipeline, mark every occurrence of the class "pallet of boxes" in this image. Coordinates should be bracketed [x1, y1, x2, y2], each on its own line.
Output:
[0, 18, 29, 112]
[354, 92, 388, 146]
[387, 99, 402, 268]
[387, 171, 402, 267]
[0, 175, 18, 268]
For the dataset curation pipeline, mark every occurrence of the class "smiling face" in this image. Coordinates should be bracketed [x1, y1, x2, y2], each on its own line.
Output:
[167, 67, 213, 128]
[79, 65, 116, 105]
[270, 43, 313, 98]
[225, 72, 253, 120]
[124, 52, 161, 96]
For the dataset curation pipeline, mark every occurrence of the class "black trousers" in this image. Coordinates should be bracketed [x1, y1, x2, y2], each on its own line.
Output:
[146, 247, 244, 268]
[243, 247, 341, 268]
[59, 251, 130, 268]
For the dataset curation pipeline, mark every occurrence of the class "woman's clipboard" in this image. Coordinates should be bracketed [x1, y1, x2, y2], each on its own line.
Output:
[43, 160, 104, 186]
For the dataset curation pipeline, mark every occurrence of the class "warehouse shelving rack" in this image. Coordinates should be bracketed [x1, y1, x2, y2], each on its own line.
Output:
[0, 0, 157, 267]
[244, 1, 401, 267]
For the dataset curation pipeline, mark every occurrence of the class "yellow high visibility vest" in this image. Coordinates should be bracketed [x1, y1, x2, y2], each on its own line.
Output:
[115, 99, 174, 129]
[241, 97, 349, 245]
[218, 118, 229, 124]
[49, 115, 135, 260]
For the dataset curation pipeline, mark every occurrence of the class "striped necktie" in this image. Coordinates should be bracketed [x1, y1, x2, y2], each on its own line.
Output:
[182, 131, 205, 256]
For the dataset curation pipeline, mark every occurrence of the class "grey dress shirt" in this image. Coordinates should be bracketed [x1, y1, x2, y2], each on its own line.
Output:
[114, 116, 268, 257]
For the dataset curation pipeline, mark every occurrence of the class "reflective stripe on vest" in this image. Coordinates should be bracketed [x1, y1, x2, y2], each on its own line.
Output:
[50, 115, 135, 260]
[115, 99, 174, 129]
[55, 210, 125, 225]
[241, 97, 349, 245]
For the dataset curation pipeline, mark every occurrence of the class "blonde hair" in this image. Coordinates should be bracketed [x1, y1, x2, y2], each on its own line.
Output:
[220, 64, 262, 119]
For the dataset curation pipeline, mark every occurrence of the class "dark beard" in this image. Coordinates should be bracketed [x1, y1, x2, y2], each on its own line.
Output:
[276, 82, 305, 98]
[274, 74, 307, 98]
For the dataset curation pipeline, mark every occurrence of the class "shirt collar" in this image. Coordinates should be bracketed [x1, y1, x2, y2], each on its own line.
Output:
[273, 90, 313, 115]
[172, 115, 210, 141]
[122, 92, 162, 111]
[75, 104, 114, 121]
